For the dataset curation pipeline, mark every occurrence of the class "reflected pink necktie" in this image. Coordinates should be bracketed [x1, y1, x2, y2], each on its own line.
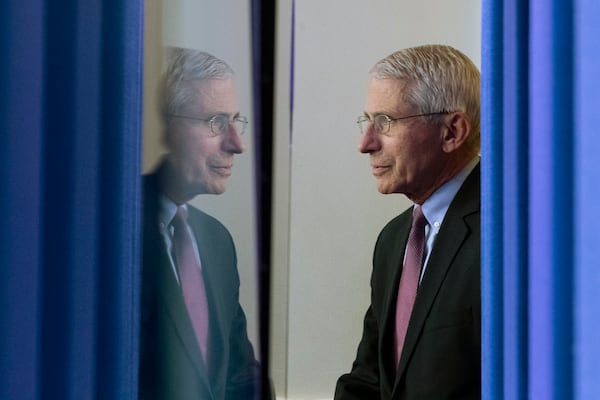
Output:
[394, 205, 427, 368]
[171, 206, 209, 363]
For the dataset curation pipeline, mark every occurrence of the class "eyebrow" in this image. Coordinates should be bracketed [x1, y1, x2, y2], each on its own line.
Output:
[363, 111, 392, 118]
[208, 111, 241, 119]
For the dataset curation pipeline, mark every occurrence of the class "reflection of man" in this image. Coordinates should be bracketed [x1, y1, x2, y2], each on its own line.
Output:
[139, 47, 260, 400]
[335, 45, 481, 399]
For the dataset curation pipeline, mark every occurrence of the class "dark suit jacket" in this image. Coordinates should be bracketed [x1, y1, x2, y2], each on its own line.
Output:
[335, 164, 481, 400]
[139, 171, 260, 400]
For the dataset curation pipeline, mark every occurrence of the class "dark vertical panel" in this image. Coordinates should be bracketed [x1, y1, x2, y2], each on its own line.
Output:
[251, 0, 276, 398]
[40, 1, 79, 397]
[550, 0, 574, 398]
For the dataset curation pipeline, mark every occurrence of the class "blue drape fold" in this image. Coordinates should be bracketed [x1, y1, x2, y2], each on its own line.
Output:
[481, 0, 503, 398]
[0, 1, 143, 399]
[482, 0, 600, 398]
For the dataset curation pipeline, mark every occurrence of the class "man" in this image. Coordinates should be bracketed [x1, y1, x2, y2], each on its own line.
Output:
[139, 47, 260, 400]
[335, 44, 481, 399]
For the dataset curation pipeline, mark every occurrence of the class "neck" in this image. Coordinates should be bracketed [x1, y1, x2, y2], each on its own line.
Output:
[158, 160, 194, 205]
[407, 154, 476, 205]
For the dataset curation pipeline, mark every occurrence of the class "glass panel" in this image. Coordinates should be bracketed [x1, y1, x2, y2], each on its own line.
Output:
[142, 0, 261, 398]
[143, 0, 481, 399]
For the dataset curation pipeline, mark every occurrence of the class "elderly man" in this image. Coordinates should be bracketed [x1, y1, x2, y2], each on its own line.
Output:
[139, 48, 260, 400]
[335, 44, 481, 399]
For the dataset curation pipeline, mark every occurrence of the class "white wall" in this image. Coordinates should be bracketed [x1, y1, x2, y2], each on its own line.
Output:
[284, 1, 481, 399]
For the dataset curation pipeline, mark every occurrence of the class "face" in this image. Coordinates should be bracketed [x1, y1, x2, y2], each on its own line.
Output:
[359, 78, 448, 201]
[166, 78, 245, 196]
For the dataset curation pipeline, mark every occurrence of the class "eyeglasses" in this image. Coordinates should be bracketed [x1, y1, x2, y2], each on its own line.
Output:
[356, 111, 453, 136]
[169, 113, 248, 136]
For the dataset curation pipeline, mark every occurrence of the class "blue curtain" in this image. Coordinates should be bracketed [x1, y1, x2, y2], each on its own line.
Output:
[0, 0, 143, 399]
[482, 0, 600, 398]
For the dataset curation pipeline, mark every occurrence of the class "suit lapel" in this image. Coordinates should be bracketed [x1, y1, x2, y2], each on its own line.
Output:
[393, 165, 480, 390]
[378, 212, 412, 392]
[145, 172, 213, 396]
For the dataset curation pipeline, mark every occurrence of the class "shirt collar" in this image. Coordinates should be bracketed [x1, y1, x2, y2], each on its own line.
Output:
[158, 194, 186, 228]
[420, 157, 479, 233]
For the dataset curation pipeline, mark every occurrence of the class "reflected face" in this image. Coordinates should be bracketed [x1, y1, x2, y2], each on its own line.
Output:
[166, 78, 245, 196]
[359, 78, 446, 200]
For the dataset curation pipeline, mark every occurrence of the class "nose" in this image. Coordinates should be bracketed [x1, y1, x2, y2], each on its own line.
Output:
[222, 124, 245, 154]
[358, 124, 380, 153]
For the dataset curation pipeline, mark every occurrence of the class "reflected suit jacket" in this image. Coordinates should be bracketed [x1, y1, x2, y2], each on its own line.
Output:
[335, 164, 481, 400]
[139, 171, 260, 400]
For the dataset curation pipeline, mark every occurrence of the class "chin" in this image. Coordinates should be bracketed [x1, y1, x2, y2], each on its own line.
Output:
[376, 184, 395, 195]
[376, 182, 404, 195]
[204, 182, 227, 195]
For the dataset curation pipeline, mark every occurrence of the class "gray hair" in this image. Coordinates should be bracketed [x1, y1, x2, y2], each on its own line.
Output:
[370, 44, 480, 151]
[161, 47, 234, 119]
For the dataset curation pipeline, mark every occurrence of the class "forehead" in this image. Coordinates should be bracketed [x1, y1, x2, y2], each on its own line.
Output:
[189, 78, 239, 114]
[365, 78, 412, 114]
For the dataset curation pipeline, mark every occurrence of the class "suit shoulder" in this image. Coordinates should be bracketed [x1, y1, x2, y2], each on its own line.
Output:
[380, 206, 412, 235]
[141, 173, 161, 209]
[186, 205, 232, 237]
[372, 207, 413, 254]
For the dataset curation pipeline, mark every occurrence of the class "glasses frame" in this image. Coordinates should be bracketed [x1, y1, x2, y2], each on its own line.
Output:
[357, 111, 454, 136]
[168, 113, 249, 136]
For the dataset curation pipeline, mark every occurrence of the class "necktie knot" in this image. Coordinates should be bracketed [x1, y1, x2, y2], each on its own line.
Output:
[412, 205, 427, 231]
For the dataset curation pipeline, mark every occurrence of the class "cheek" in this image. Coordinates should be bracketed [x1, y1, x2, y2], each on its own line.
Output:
[384, 143, 408, 169]
[175, 134, 210, 160]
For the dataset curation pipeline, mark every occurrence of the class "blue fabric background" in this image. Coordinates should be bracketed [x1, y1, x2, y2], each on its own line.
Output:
[0, 0, 143, 398]
[482, 0, 600, 398]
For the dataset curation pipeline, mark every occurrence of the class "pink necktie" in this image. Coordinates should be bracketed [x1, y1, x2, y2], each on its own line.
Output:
[171, 206, 210, 363]
[394, 205, 427, 368]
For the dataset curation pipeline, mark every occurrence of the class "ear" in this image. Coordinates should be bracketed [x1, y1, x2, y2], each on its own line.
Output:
[441, 112, 471, 153]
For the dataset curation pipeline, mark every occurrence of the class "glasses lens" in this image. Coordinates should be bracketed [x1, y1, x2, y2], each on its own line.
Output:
[209, 115, 229, 135]
[234, 116, 248, 135]
[373, 115, 390, 134]
[209, 115, 248, 135]
[357, 117, 369, 134]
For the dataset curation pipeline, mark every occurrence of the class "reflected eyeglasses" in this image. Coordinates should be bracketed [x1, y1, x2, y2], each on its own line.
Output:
[169, 113, 248, 136]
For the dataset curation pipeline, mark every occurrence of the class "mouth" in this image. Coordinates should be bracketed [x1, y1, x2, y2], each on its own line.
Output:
[210, 164, 233, 177]
[370, 164, 390, 177]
